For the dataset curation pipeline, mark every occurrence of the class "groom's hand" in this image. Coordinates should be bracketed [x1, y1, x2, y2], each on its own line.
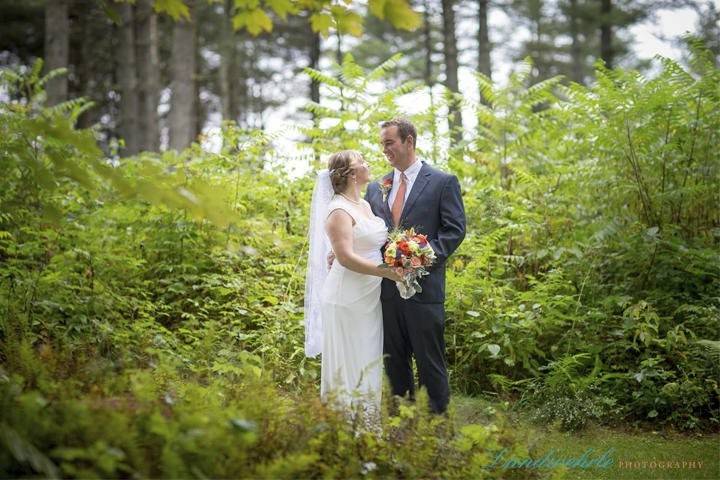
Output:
[326, 251, 335, 270]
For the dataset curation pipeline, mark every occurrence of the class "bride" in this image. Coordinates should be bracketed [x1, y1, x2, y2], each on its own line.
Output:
[304, 150, 402, 423]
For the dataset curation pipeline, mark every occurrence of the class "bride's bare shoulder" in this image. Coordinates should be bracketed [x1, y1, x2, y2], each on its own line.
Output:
[326, 199, 356, 227]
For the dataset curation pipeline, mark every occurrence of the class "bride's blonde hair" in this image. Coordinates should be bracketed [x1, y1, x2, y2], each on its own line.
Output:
[328, 150, 363, 194]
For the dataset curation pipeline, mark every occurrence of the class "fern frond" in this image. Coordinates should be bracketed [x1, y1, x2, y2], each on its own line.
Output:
[45, 97, 92, 118]
[513, 167, 542, 191]
[489, 374, 513, 392]
[340, 53, 363, 84]
[474, 71, 496, 105]
[38, 67, 69, 89]
[521, 75, 563, 103]
[378, 80, 422, 101]
[304, 102, 342, 118]
[510, 58, 533, 86]
[696, 340, 720, 360]
[29, 58, 43, 82]
[367, 53, 403, 82]
[302, 68, 343, 89]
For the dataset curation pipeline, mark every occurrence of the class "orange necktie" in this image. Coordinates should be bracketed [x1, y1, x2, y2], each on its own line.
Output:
[391, 173, 407, 227]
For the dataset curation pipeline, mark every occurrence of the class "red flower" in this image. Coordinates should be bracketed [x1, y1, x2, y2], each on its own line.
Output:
[398, 241, 411, 254]
[380, 178, 393, 201]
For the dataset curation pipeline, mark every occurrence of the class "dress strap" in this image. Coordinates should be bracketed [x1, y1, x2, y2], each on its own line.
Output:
[326, 197, 358, 225]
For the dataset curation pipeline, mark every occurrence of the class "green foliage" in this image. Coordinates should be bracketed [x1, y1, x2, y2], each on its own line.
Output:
[0, 61, 552, 478]
[153, 0, 191, 20]
[445, 44, 719, 430]
[1, 362, 549, 478]
[223, 0, 421, 37]
[0, 61, 248, 229]
[518, 354, 621, 431]
[301, 52, 451, 176]
[0, 43, 718, 479]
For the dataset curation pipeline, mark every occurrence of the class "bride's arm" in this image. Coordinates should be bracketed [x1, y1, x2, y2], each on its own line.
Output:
[326, 210, 402, 281]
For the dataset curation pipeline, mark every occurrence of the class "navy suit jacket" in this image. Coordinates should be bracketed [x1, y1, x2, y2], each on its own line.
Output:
[365, 161, 466, 303]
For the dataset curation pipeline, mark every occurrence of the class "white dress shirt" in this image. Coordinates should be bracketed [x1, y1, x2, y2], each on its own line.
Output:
[387, 159, 423, 209]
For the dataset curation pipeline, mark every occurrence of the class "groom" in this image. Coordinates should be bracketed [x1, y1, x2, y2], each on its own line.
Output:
[365, 118, 466, 414]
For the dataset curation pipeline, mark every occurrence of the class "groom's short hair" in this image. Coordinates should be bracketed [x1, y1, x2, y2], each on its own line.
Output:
[381, 118, 416, 148]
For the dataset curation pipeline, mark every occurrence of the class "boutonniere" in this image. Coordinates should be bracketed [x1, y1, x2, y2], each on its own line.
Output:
[380, 178, 393, 202]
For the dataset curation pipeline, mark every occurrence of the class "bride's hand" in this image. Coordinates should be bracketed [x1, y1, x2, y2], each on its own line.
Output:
[384, 267, 406, 282]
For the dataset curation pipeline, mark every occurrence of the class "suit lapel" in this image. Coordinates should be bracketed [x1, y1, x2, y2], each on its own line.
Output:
[379, 172, 393, 225]
[401, 162, 431, 222]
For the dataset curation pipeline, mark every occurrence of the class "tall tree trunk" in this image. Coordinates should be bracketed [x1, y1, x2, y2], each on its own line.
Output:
[117, 3, 140, 155]
[308, 26, 321, 163]
[530, 0, 545, 79]
[336, 31, 345, 111]
[75, 0, 96, 128]
[135, 0, 160, 151]
[309, 29, 321, 104]
[477, 0, 492, 79]
[219, 0, 237, 122]
[335, 30, 343, 65]
[169, 2, 197, 151]
[44, 0, 69, 106]
[229, 52, 240, 123]
[441, 0, 462, 143]
[237, 37, 249, 128]
[569, 0, 583, 82]
[599, 0, 613, 68]
[195, 42, 204, 141]
[423, 0, 434, 87]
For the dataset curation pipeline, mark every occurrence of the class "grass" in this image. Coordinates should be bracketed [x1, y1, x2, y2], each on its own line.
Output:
[452, 395, 720, 480]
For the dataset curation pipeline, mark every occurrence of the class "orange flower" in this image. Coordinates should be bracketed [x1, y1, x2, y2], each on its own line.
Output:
[398, 241, 411, 254]
[380, 178, 393, 201]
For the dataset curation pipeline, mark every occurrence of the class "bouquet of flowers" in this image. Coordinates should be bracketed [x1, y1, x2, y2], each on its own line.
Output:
[381, 227, 436, 299]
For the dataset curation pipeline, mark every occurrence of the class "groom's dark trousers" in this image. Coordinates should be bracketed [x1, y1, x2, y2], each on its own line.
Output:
[365, 162, 466, 414]
[381, 299, 448, 413]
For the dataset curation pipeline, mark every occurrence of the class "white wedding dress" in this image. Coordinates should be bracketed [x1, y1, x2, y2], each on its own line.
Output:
[320, 195, 388, 422]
